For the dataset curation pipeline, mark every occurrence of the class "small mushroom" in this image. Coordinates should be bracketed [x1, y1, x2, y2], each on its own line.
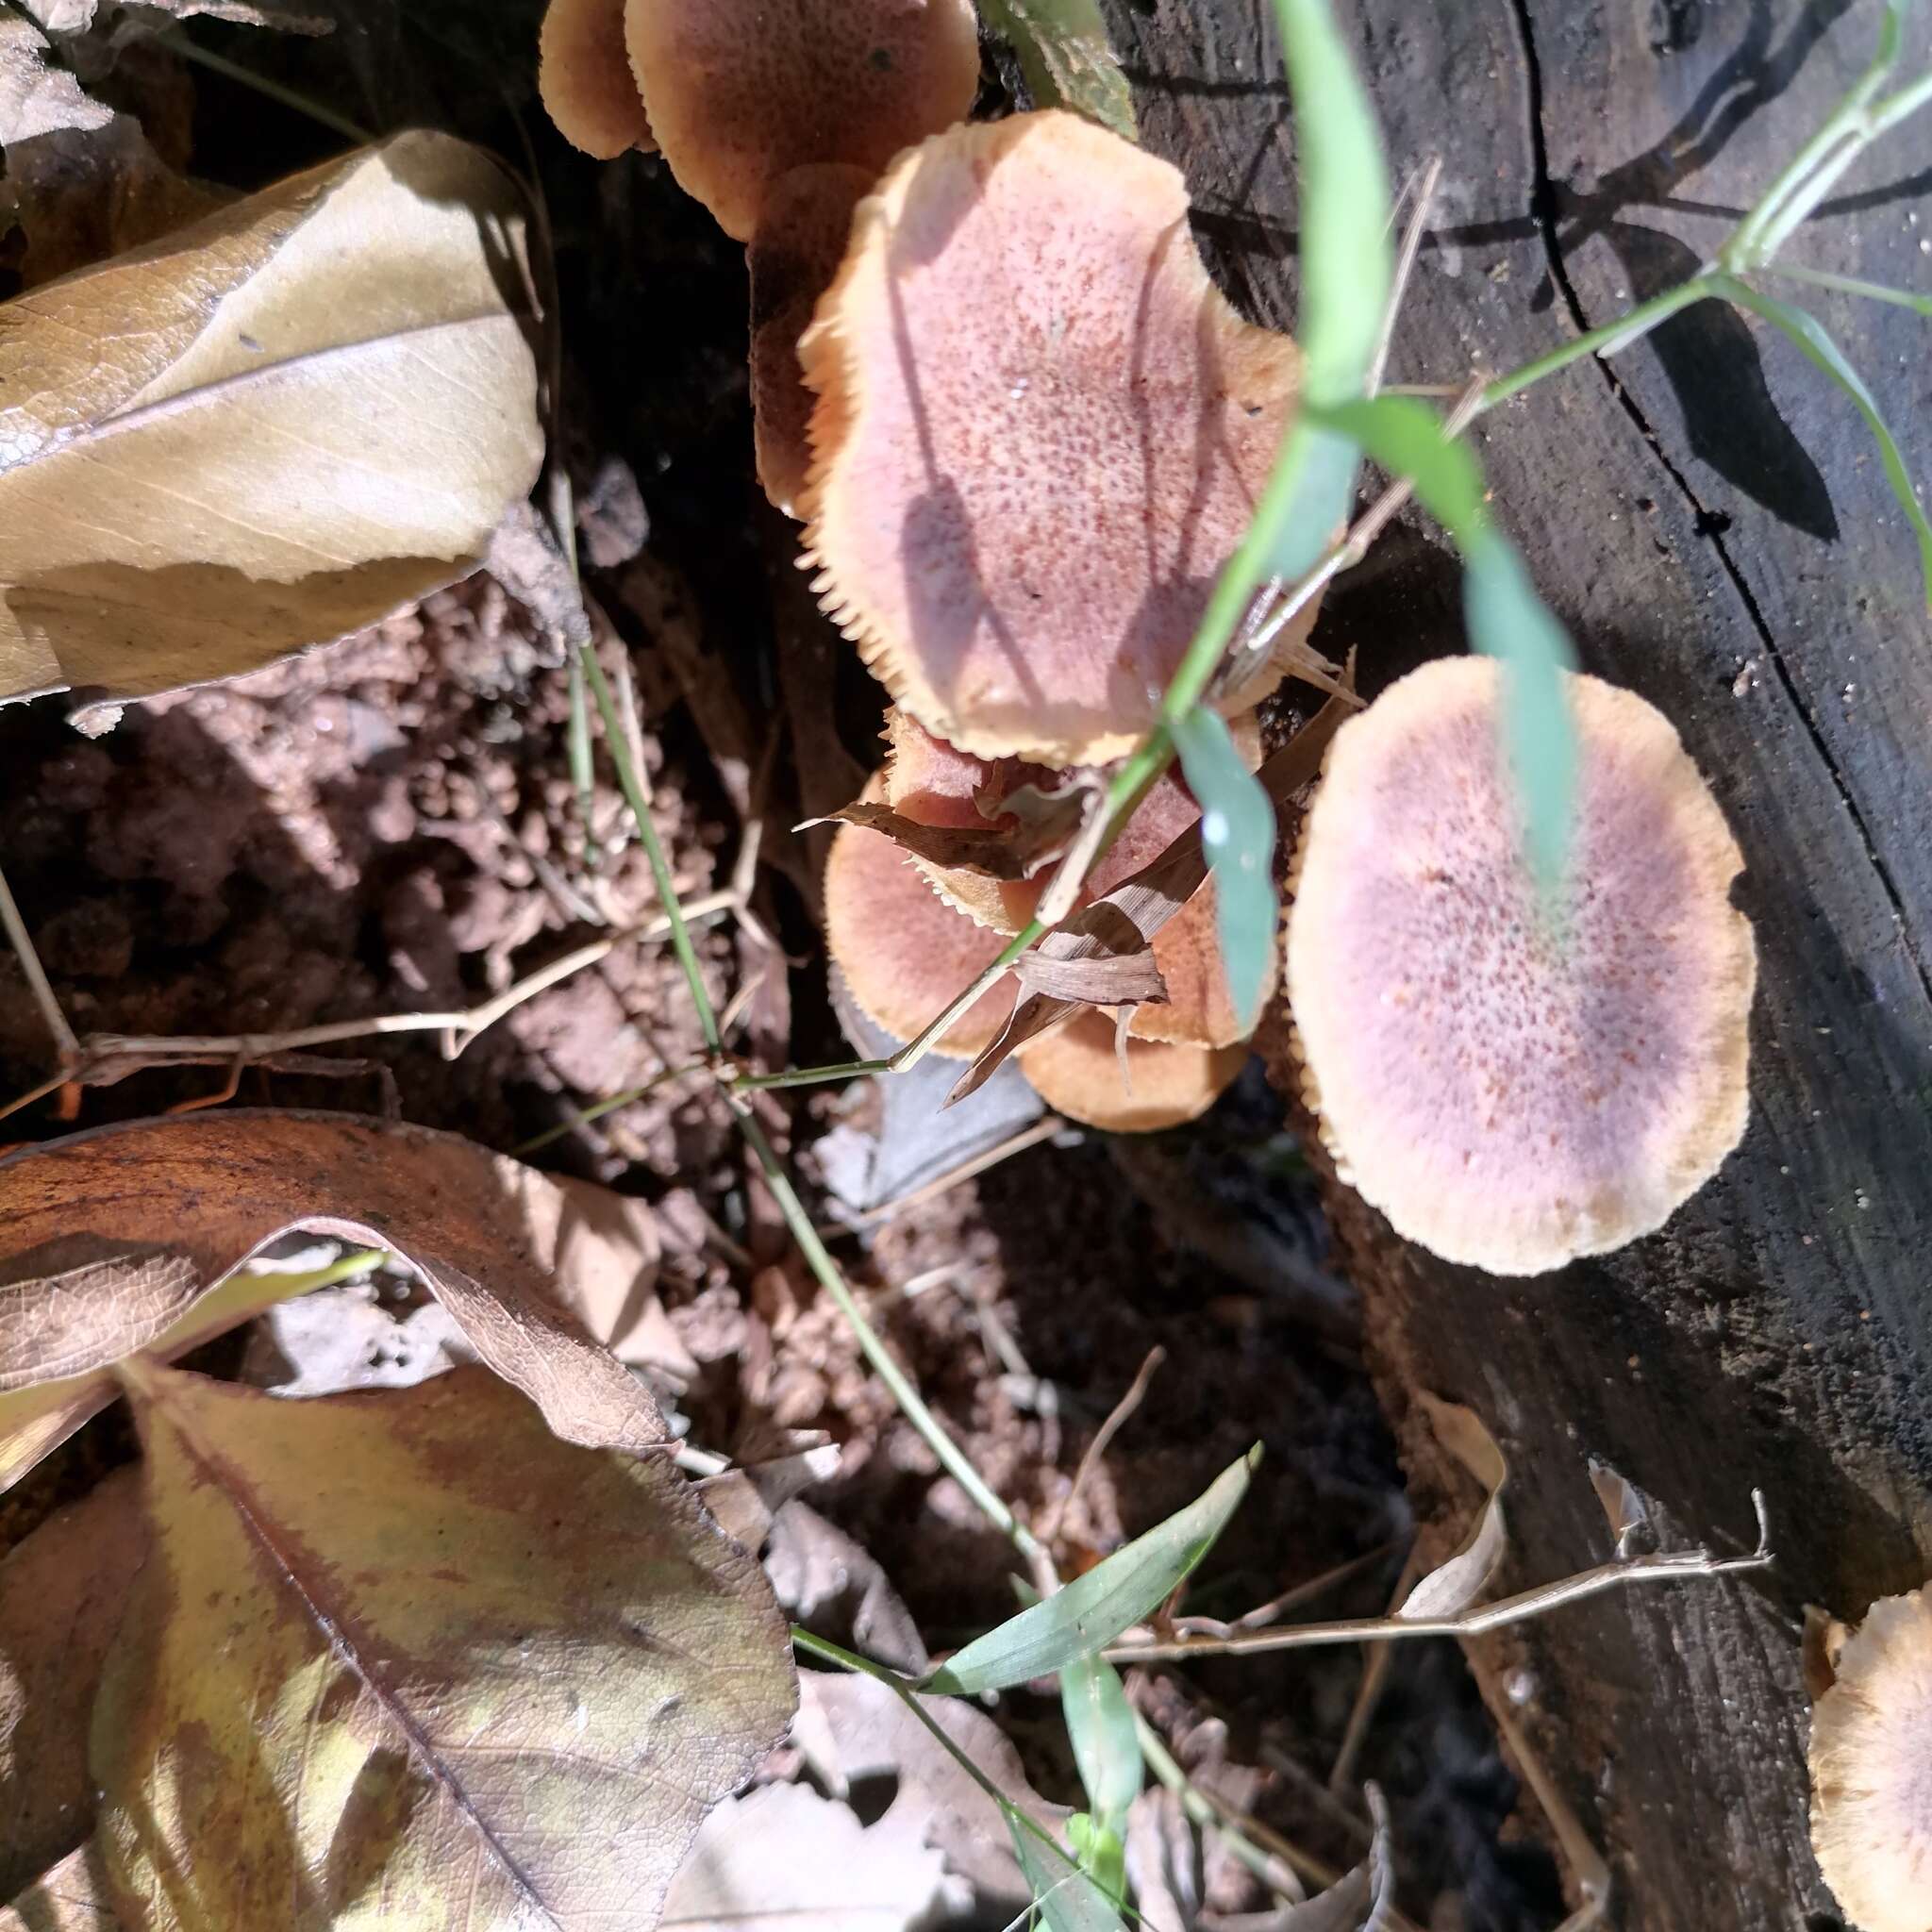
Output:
[625, 0, 981, 242]
[751, 165, 874, 516]
[1020, 1012, 1246, 1133]
[799, 110, 1310, 765]
[1285, 656, 1755, 1275]
[539, 0, 656, 158]
[1809, 1588, 1932, 1932]
[823, 806, 1017, 1060]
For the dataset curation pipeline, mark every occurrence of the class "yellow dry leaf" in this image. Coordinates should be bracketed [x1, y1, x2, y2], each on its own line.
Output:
[0, 1844, 114, 1930]
[0, 129, 544, 708]
[92, 1361, 794, 1932]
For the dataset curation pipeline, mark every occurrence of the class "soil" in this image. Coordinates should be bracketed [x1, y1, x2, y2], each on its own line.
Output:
[0, 9, 1567, 1927]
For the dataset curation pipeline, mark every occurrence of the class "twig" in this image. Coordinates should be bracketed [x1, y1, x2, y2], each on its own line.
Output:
[1135, 1712, 1314, 1903]
[1367, 155, 1441, 399]
[1041, 1345, 1166, 1549]
[1491, 1700, 1612, 1932]
[1172, 1537, 1406, 1638]
[1328, 1546, 1424, 1794]
[1106, 1493, 1773, 1661]
[0, 862, 78, 1068]
[848, 1114, 1067, 1227]
[512, 1058, 712, 1156]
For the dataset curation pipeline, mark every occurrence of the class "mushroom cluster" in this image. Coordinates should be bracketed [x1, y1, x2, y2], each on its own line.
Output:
[1808, 1588, 1932, 1932]
[541, 12, 1758, 1221]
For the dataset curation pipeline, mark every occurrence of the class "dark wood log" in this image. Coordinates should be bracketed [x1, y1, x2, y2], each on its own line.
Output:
[1104, 2, 1932, 1926]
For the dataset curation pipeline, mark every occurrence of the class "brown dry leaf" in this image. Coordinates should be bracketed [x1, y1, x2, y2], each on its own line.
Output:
[799, 796, 1082, 882]
[658, 1780, 953, 1930]
[0, 1843, 113, 1930]
[0, 12, 110, 141]
[0, 1109, 670, 1491]
[1010, 944, 1168, 1008]
[0, 1469, 149, 1899]
[1399, 1393, 1508, 1621]
[91, 1360, 793, 1932]
[0, 130, 544, 710]
[949, 696, 1354, 1107]
[797, 1671, 1069, 1917]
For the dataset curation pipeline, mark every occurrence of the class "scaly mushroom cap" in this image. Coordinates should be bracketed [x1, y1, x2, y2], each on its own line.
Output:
[883, 706, 1261, 1048]
[751, 165, 874, 516]
[625, 0, 981, 242]
[540, 0, 656, 158]
[1286, 656, 1755, 1276]
[1020, 1012, 1246, 1133]
[1810, 1588, 1932, 1932]
[823, 810, 1017, 1061]
[800, 110, 1310, 764]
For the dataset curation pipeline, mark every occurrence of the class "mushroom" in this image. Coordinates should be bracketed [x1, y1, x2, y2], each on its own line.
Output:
[625, 0, 982, 242]
[799, 110, 1311, 766]
[539, 0, 656, 158]
[883, 706, 1263, 1049]
[752, 165, 877, 516]
[823, 805, 1016, 1060]
[1019, 1012, 1246, 1133]
[1808, 1587, 1932, 1932]
[1285, 656, 1755, 1275]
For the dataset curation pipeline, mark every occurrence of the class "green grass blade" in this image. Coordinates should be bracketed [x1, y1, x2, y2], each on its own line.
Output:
[1271, 0, 1393, 398]
[1316, 395, 1578, 887]
[1264, 423, 1361, 582]
[1716, 275, 1932, 609]
[1060, 1652, 1141, 1838]
[979, 0, 1136, 140]
[1010, 1815, 1129, 1931]
[924, 1449, 1258, 1695]
[1173, 707, 1277, 1034]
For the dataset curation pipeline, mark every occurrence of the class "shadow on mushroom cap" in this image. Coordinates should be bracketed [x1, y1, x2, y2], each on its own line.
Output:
[1019, 1012, 1247, 1134]
[1285, 655, 1755, 1277]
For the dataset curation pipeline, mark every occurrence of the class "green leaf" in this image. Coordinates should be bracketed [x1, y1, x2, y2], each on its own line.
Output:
[1010, 1817, 1128, 1932]
[1714, 274, 1932, 609]
[1263, 423, 1361, 583]
[1314, 394, 1578, 887]
[1173, 706, 1277, 1035]
[979, 0, 1136, 142]
[1060, 1653, 1141, 1837]
[1270, 0, 1392, 398]
[924, 1449, 1257, 1695]
[1066, 1814, 1126, 1898]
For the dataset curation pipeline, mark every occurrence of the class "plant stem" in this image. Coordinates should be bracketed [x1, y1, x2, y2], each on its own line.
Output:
[1480, 278, 1718, 409]
[158, 30, 375, 145]
[1759, 260, 1932, 316]
[577, 644, 722, 1053]
[734, 1101, 1047, 1568]
[0, 862, 77, 1067]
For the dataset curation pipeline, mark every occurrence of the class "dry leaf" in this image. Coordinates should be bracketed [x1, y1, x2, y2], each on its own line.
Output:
[1124, 1786, 1199, 1932]
[1587, 1458, 1652, 1559]
[1399, 1393, 1508, 1621]
[0, 1843, 113, 1930]
[0, 1108, 670, 1491]
[1010, 944, 1168, 1007]
[0, 1469, 148, 1898]
[0, 13, 110, 141]
[92, 1361, 793, 1932]
[658, 1780, 953, 1931]
[0, 130, 544, 710]
[949, 696, 1353, 1107]
[799, 797, 1077, 881]
[798, 1671, 1069, 1917]
[765, 1499, 929, 1675]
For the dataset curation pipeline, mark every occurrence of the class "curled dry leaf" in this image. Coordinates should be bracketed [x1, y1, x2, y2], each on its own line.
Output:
[1398, 1393, 1507, 1622]
[801, 795, 1085, 884]
[0, 130, 544, 710]
[951, 697, 1351, 1107]
[92, 1361, 794, 1932]
[0, 12, 111, 142]
[0, 1108, 669, 1491]
[0, 1470, 149, 1900]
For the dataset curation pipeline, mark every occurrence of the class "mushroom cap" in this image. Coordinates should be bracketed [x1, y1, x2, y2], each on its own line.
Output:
[1020, 1012, 1246, 1133]
[823, 808, 1017, 1061]
[751, 164, 874, 516]
[1285, 656, 1755, 1276]
[540, 0, 656, 158]
[625, 0, 981, 242]
[882, 706, 1262, 1049]
[800, 110, 1311, 765]
[1810, 1588, 1932, 1932]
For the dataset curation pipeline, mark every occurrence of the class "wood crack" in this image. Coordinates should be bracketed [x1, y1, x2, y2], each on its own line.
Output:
[1501, 0, 1932, 1017]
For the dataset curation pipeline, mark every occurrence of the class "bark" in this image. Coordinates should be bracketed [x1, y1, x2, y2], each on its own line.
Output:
[1107, 2, 1932, 1926]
